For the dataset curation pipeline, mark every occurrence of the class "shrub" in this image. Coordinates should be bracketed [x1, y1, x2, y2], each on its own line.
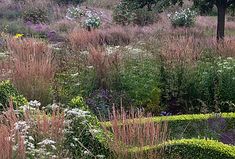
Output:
[113, 1, 136, 25]
[195, 57, 235, 112]
[113, 2, 157, 26]
[64, 99, 111, 158]
[0, 20, 28, 36]
[66, 6, 84, 20]
[120, 59, 161, 113]
[22, 7, 48, 24]
[159, 54, 235, 114]
[84, 12, 101, 30]
[169, 8, 197, 27]
[0, 80, 27, 111]
[132, 8, 157, 26]
[129, 139, 235, 159]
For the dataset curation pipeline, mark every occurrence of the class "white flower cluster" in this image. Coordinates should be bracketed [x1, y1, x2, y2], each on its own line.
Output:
[65, 6, 102, 29]
[65, 108, 91, 118]
[66, 6, 84, 20]
[216, 57, 235, 75]
[84, 11, 101, 29]
[29, 100, 41, 108]
[169, 8, 197, 27]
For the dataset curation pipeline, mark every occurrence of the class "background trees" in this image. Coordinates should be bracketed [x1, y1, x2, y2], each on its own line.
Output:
[193, 0, 235, 40]
[116, 0, 235, 40]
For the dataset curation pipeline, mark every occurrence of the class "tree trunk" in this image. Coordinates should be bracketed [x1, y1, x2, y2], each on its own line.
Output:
[216, 3, 226, 41]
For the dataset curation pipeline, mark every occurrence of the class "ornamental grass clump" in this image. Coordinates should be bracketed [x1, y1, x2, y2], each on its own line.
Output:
[103, 107, 168, 158]
[7, 37, 55, 105]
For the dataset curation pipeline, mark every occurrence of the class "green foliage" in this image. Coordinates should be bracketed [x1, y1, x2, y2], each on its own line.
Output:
[120, 59, 161, 113]
[113, 1, 136, 25]
[64, 99, 111, 158]
[195, 57, 235, 112]
[113, 2, 157, 26]
[130, 139, 235, 159]
[0, 9, 21, 20]
[160, 56, 235, 114]
[113, 0, 184, 25]
[0, 80, 28, 110]
[69, 96, 88, 109]
[132, 8, 157, 26]
[0, 20, 27, 35]
[163, 139, 235, 159]
[22, 7, 48, 24]
[169, 8, 197, 27]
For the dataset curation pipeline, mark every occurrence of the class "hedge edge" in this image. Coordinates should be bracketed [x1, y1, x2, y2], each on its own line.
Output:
[129, 138, 235, 159]
[101, 112, 235, 127]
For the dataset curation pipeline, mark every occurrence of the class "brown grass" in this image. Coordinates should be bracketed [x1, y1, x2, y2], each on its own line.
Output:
[103, 106, 168, 159]
[160, 35, 203, 65]
[0, 124, 13, 159]
[68, 27, 131, 51]
[68, 29, 101, 51]
[88, 46, 121, 89]
[6, 38, 55, 104]
[36, 109, 65, 142]
[0, 100, 25, 159]
[99, 26, 131, 46]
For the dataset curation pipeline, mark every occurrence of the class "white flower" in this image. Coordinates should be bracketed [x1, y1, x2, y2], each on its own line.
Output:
[97, 155, 105, 158]
[89, 129, 100, 135]
[66, 108, 90, 117]
[70, 143, 75, 147]
[38, 139, 56, 145]
[87, 66, 94, 69]
[83, 150, 90, 155]
[29, 100, 41, 108]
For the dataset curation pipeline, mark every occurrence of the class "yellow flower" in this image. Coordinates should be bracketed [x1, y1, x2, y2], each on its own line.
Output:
[14, 33, 24, 38]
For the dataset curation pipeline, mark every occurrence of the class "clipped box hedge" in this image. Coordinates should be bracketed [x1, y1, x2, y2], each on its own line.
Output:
[129, 139, 235, 159]
[102, 113, 235, 143]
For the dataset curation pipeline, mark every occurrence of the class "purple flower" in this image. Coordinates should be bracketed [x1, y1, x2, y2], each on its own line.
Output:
[208, 117, 226, 132]
[220, 131, 235, 145]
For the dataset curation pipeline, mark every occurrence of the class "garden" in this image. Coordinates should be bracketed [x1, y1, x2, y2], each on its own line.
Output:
[0, 0, 235, 158]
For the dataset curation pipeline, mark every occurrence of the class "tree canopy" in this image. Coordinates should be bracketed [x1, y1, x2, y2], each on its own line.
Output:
[122, 0, 235, 40]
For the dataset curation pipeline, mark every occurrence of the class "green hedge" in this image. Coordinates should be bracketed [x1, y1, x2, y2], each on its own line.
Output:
[102, 113, 235, 141]
[129, 139, 235, 159]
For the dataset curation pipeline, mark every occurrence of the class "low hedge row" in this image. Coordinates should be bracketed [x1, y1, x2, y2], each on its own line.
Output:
[129, 139, 235, 159]
[102, 113, 235, 142]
